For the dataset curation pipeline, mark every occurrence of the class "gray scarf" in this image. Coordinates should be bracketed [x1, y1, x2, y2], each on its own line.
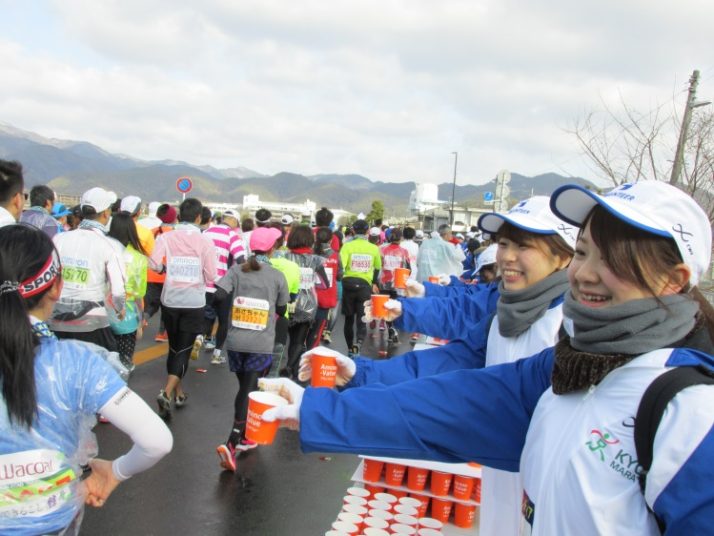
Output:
[563, 292, 699, 355]
[497, 270, 570, 337]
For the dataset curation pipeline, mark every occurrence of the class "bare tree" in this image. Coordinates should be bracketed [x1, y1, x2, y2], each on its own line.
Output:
[568, 93, 714, 221]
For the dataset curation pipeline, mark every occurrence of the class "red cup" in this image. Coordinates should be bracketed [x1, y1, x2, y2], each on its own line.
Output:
[343, 495, 368, 508]
[384, 463, 406, 487]
[394, 267, 410, 289]
[367, 509, 393, 523]
[430, 498, 453, 524]
[244, 391, 288, 444]
[408, 493, 429, 518]
[472, 478, 481, 503]
[346, 486, 371, 499]
[453, 502, 477, 529]
[311, 353, 338, 388]
[417, 517, 443, 531]
[429, 471, 452, 497]
[364, 483, 385, 497]
[452, 475, 475, 500]
[342, 504, 368, 517]
[374, 492, 397, 506]
[394, 504, 418, 517]
[428, 276, 439, 284]
[338, 512, 364, 533]
[393, 513, 418, 527]
[416, 529, 442, 536]
[391, 524, 417, 535]
[371, 294, 390, 319]
[390, 488, 407, 499]
[406, 466, 429, 491]
[332, 520, 359, 535]
[363, 459, 384, 482]
[363, 528, 391, 536]
[363, 517, 389, 531]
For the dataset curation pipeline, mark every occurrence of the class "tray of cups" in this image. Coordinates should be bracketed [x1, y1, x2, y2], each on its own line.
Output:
[348, 459, 481, 532]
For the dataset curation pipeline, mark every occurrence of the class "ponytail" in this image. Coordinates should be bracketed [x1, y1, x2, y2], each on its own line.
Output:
[0, 225, 57, 428]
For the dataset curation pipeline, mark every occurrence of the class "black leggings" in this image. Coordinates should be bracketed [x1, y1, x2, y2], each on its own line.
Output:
[233, 369, 269, 437]
[286, 321, 312, 378]
[162, 307, 202, 378]
[306, 307, 329, 349]
[115, 332, 137, 363]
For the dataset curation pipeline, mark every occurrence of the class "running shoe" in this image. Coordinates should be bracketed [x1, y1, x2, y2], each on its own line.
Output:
[157, 390, 172, 419]
[175, 393, 188, 408]
[154, 330, 168, 342]
[216, 443, 237, 472]
[234, 439, 258, 452]
[349, 342, 361, 357]
[211, 350, 226, 365]
[190, 335, 204, 361]
[321, 330, 332, 344]
[204, 337, 216, 350]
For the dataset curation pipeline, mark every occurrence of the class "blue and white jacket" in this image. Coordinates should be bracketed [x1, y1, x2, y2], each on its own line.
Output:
[300, 345, 714, 535]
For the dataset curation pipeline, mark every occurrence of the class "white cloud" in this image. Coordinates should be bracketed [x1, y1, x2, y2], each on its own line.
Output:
[0, 0, 710, 186]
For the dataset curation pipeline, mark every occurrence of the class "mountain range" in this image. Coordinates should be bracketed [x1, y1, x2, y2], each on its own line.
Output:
[0, 122, 597, 215]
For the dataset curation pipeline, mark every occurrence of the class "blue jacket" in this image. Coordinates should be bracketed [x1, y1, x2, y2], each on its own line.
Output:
[394, 281, 500, 339]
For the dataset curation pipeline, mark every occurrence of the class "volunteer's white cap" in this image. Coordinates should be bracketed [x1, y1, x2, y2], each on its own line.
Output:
[223, 209, 239, 220]
[119, 195, 142, 215]
[281, 214, 294, 225]
[431, 231, 440, 239]
[81, 187, 117, 213]
[551, 181, 712, 286]
[478, 196, 576, 248]
[415, 230, 424, 238]
[369, 227, 381, 237]
[475, 244, 498, 273]
[147, 201, 161, 217]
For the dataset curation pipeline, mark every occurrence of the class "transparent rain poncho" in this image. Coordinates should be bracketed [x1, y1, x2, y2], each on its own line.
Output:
[0, 338, 127, 535]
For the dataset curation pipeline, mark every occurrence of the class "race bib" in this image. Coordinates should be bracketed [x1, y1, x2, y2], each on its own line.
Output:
[0, 449, 76, 519]
[232, 297, 270, 330]
[383, 254, 402, 270]
[167, 256, 201, 283]
[61, 257, 91, 287]
[350, 254, 372, 273]
[299, 267, 315, 290]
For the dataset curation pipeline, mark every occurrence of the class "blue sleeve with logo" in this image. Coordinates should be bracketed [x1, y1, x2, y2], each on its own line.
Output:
[300, 348, 555, 471]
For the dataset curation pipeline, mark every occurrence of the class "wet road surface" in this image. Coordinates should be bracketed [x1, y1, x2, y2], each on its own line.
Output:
[81, 315, 413, 535]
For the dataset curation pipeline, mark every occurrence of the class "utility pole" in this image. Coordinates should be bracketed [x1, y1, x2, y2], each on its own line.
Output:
[449, 151, 458, 227]
[670, 70, 703, 185]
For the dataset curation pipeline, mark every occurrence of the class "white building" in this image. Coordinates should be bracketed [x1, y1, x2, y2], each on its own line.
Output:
[408, 183, 447, 214]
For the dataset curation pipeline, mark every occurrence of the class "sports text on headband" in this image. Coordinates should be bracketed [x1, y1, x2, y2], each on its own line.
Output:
[16, 251, 62, 298]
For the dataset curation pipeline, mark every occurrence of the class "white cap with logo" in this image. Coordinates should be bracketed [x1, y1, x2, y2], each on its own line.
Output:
[475, 244, 498, 273]
[478, 196, 577, 248]
[81, 187, 117, 213]
[550, 180, 712, 286]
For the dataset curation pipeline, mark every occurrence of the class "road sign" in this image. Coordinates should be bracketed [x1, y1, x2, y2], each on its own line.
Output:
[176, 176, 193, 194]
[483, 192, 494, 201]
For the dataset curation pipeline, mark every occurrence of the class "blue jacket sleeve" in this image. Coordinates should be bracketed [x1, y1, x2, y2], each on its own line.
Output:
[300, 348, 555, 471]
[348, 331, 487, 388]
[394, 282, 499, 339]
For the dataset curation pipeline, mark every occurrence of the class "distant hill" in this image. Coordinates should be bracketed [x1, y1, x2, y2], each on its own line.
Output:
[0, 123, 597, 214]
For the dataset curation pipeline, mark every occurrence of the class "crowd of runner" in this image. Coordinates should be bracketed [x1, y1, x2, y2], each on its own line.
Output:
[1, 156, 713, 535]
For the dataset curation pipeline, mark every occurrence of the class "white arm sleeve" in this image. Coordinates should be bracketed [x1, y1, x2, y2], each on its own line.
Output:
[98, 388, 173, 481]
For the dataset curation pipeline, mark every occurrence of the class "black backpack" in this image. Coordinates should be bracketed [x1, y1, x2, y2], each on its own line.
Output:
[634, 365, 714, 532]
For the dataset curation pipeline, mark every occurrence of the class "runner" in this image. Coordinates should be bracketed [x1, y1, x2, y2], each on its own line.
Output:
[144, 204, 177, 343]
[0, 159, 23, 227]
[266, 180, 714, 535]
[119, 195, 155, 259]
[339, 219, 381, 356]
[0, 224, 171, 535]
[377, 228, 411, 345]
[214, 226, 289, 470]
[19, 184, 61, 237]
[149, 198, 217, 420]
[50, 187, 126, 352]
[282, 225, 329, 379]
[400, 226, 420, 282]
[202, 209, 246, 364]
[306, 227, 342, 348]
[107, 212, 148, 372]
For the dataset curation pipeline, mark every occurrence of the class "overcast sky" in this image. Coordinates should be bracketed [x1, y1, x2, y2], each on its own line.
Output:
[1, 0, 712, 185]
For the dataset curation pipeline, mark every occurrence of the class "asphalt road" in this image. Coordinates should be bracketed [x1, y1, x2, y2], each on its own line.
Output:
[80, 314, 413, 535]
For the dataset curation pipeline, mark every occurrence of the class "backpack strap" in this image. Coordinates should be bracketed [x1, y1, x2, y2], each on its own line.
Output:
[634, 365, 714, 532]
